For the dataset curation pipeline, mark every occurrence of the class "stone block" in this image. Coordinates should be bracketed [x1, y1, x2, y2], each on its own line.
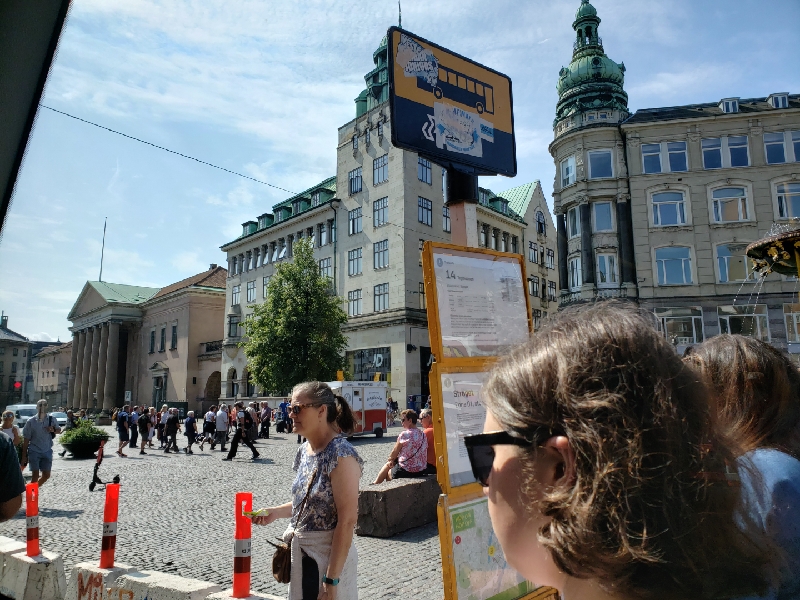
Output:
[205, 591, 284, 600]
[356, 476, 441, 538]
[113, 570, 221, 600]
[64, 562, 136, 600]
[0, 537, 27, 586]
[0, 549, 67, 600]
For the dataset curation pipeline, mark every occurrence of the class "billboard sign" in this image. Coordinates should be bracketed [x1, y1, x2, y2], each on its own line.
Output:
[387, 27, 516, 177]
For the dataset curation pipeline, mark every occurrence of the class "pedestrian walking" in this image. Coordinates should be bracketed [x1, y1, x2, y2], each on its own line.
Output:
[247, 402, 259, 443]
[200, 405, 217, 450]
[222, 402, 259, 461]
[214, 405, 229, 451]
[2, 410, 23, 464]
[138, 408, 151, 455]
[184, 411, 198, 454]
[147, 407, 157, 448]
[116, 405, 131, 458]
[158, 405, 169, 448]
[128, 406, 140, 449]
[259, 402, 272, 439]
[21, 400, 61, 487]
[164, 408, 180, 453]
[252, 382, 362, 600]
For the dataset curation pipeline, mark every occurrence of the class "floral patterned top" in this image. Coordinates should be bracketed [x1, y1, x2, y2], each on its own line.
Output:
[397, 427, 427, 473]
[291, 437, 364, 532]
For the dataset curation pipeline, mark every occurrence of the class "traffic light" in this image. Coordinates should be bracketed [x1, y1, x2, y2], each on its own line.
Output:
[13, 381, 22, 390]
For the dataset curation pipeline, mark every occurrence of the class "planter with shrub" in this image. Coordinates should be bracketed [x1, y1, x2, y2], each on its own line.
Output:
[59, 420, 110, 458]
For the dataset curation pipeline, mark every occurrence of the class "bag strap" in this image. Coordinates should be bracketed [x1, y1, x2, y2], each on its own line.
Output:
[294, 465, 319, 525]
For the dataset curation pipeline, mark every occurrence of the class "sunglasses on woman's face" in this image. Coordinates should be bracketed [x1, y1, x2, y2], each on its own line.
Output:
[463, 428, 557, 487]
[289, 402, 323, 415]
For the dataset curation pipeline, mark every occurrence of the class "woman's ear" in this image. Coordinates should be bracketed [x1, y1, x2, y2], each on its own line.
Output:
[542, 436, 576, 488]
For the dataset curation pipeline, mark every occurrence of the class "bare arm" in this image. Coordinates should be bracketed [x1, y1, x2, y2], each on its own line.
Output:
[0, 494, 22, 522]
[321, 455, 361, 598]
[387, 440, 403, 462]
[252, 501, 292, 526]
[21, 438, 29, 465]
[12, 427, 21, 446]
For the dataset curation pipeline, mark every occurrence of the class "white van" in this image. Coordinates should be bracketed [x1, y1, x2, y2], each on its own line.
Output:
[5, 404, 38, 427]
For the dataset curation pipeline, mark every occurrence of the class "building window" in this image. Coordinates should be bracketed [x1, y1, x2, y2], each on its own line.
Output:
[365, 128, 370, 146]
[528, 276, 539, 296]
[245, 280, 255, 303]
[717, 243, 754, 283]
[418, 197, 432, 226]
[443, 206, 451, 233]
[348, 248, 362, 276]
[159, 327, 166, 352]
[418, 157, 432, 184]
[771, 95, 789, 109]
[501, 233, 508, 252]
[373, 155, 388, 185]
[348, 207, 362, 235]
[318, 258, 332, 279]
[561, 156, 575, 187]
[588, 150, 613, 179]
[568, 256, 581, 290]
[11, 363, 16, 374]
[641, 144, 661, 174]
[533, 309, 541, 330]
[348, 167, 362, 195]
[170, 325, 178, 350]
[231, 285, 240, 305]
[311, 191, 320, 207]
[597, 253, 618, 286]
[373, 197, 388, 227]
[545, 249, 555, 269]
[378, 121, 383, 138]
[642, 141, 688, 174]
[149, 330, 155, 354]
[778, 182, 800, 219]
[319, 223, 328, 246]
[478, 189, 489, 206]
[511, 235, 518, 254]
[278, 239, 287, 260]
[528, 242, 539, 264]
[793, 131, 800, 162]
[348, 290, 362, 316]
[783, 304, 800, 342]
[491, 229, 498, 250]
[567, 206, 581, 238]
[593, 201, 613, 231]
[655, 246, 692, 285]
[702, 136, 750, 169]
[548, 281, 557, 302]
[419, 282, 426, 310]
[765, 132, 787, 164]
[352, 134, 358, 150]
[652, 191, 687, 226]
[374, 283, 389, 312]
[654, 307, 704, 345]
[718, 305, 769, 341]
[228, 316, 240, 338]
[263, 276, 271, 298]
[480, 224, 488, 247]
[712, 187, 749, 223]
[374, 240, 389, 269]
[720, 98, 739, 113]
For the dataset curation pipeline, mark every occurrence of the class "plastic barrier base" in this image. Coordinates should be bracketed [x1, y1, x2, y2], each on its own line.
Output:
[0, 536, 27, 592]
[0, 549, 67, 600]
[206, 591, 285, 600]
[64, 561, 135, 600]
[113, 570, 221, 600]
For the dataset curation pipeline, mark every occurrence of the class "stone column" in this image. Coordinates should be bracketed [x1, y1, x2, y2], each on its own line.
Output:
[616, 194, 636, 285]
[103, 321, 121, 410]
[72, 330, 87, 408]
[556, 213, 569, 291]
[67, 331, 79, 408]
[95, 323, 109, 409]
[79, 327, 94, 410]
[87, 325, 101, 411]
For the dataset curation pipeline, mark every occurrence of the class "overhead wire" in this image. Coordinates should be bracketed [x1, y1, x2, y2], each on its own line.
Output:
[38, 104, 297, 195]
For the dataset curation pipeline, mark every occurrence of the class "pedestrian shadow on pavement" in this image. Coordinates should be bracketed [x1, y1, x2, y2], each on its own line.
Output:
[11, 508, 84, 520]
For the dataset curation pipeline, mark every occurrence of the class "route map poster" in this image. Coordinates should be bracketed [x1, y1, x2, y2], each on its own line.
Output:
[449, 497, 536, 600]
[432, 248, 529, 358]
[441, 371, 488, 488]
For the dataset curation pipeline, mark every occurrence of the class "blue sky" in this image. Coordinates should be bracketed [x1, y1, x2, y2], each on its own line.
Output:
[1, 0, 798, 342]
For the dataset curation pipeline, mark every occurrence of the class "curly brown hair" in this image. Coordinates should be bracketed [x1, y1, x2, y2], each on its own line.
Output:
[483, 301, 768, 600]
[685, 334, 800, 457]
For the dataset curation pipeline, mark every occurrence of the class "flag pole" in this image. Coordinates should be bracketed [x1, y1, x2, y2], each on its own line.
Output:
[99, 217, 107, 281]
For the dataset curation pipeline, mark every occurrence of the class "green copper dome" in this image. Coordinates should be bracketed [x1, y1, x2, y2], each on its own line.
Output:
[356, 36, 389, 118]
[555, 0, 628, 126]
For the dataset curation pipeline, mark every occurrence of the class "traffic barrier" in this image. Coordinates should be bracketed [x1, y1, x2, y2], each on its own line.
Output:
[25, 484, 39, 557]
[99, 483, 120, 568]
[113, 570, 221, 600]
[0, 550, 67, 600]
[233, 492, 252, 599]
[63, 561, 135, 600]
[0, 537, 27, 596]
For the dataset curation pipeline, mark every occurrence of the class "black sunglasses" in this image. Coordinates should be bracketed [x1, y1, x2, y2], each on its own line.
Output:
[289, 402, 325, 415]
[463, 428, 558, 487]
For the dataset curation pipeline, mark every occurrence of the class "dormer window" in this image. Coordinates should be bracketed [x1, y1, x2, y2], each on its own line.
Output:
[311, 191, 320, 207]
[769, 93, 789, 109]
[720, 98, 739, 114]
[479, 190, 489, 206]
[292, 200, 301, 215]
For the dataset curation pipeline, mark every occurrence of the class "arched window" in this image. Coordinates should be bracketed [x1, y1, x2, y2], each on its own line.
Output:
[535, 211, 546, 235]
[711, 187, 749, 223]
[652, 191, 687, 226]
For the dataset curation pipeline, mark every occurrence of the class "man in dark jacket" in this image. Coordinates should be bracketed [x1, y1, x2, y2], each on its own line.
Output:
[164, 409, 180, 453]
[223, 402, 259, 461]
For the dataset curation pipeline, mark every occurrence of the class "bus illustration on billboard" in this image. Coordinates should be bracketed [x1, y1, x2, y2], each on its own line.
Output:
[418, 65, 495, 115]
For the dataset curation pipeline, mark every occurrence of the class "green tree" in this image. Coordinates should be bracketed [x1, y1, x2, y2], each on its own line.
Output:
[240, 237, 348, 394]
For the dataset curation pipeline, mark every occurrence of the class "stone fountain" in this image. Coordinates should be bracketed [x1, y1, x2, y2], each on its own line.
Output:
[746, 224, 800, 279]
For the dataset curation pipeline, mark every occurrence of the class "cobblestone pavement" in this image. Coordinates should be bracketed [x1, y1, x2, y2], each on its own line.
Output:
[0, 425, 442, 599]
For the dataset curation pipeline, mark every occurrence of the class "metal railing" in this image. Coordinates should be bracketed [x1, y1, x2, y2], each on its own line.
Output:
[200, 340, 223, 354]
[573, 36, 603, 51]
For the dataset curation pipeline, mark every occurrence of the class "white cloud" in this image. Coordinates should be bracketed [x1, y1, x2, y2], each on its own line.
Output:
[171, 251, 207, 274]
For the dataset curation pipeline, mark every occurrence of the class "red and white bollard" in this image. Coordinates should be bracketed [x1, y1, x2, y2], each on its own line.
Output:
[99, 483, 120, 568]
[233, 492, 252, 599]
[25, 483, 39, 557]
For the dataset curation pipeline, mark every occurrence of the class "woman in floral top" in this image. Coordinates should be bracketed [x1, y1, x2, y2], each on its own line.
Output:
[372, 409, 428, 484]
[253, 382, 362, 600]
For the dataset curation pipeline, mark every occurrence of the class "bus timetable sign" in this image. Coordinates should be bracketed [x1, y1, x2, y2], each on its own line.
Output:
[387, 27, 516, 177]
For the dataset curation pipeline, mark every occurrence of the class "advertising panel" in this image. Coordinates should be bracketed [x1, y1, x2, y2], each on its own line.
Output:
[387, 27, 516, 177]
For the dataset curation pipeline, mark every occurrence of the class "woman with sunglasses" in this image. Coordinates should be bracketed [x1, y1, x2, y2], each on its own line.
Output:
[372, 409, 427, 484]
[253, 381, 362, 600]
[1, 411, 22, 467]
[465, 302, 770, 600]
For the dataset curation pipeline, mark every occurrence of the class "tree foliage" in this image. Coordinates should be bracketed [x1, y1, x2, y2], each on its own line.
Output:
[240, 238, 348, 394]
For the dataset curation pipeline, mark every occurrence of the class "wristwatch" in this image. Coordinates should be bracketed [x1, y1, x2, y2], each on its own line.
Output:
[321, 576, 339, 586]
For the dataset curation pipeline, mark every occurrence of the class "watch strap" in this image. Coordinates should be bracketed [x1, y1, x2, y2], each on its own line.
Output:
[322, 576, 339, 586]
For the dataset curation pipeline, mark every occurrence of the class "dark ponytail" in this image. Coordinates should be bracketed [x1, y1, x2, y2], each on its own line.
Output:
[291, 381, 357, 434]
[330, 394, 356, 434]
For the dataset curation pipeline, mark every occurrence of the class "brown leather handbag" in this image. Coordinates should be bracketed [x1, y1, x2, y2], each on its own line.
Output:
[266, 467, 318, 584]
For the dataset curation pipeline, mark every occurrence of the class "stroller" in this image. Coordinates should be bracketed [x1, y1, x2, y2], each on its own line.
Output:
[275, 416, 288, 434]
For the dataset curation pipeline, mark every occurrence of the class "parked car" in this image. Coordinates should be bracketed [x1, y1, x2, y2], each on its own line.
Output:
[50, 412, 68, 427]
[5, 404, 38, 427]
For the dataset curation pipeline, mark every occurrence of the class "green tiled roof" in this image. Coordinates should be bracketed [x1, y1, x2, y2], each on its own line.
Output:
[272, 176, 336, 210]
[497, 182, 539, 217]
[87, 281, 159, 304]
